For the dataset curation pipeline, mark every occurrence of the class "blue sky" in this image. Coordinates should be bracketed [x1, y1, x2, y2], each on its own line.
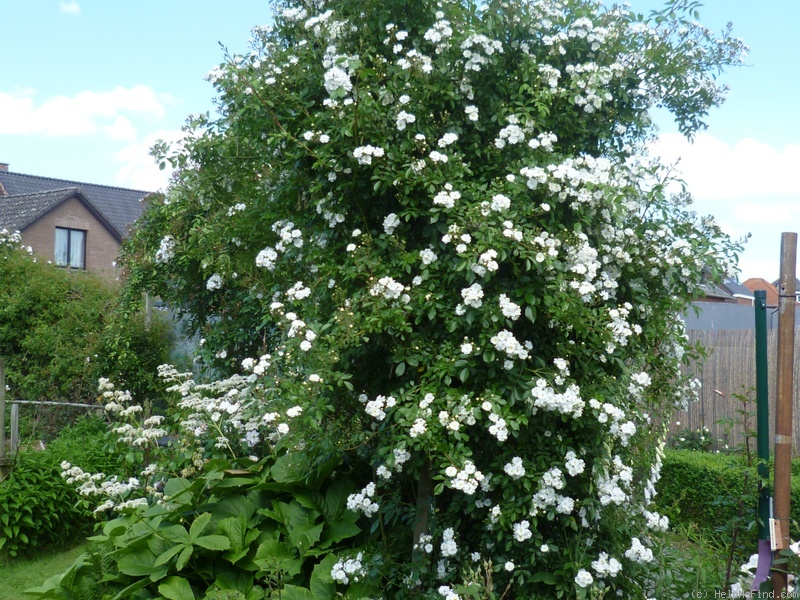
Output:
[0, 0, 797, 281]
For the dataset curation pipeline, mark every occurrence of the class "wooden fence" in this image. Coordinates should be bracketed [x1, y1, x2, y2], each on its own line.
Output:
[674, 329, 800, 453]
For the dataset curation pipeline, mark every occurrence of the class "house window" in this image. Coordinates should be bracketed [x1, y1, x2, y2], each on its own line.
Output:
[54, 227, 86, 269]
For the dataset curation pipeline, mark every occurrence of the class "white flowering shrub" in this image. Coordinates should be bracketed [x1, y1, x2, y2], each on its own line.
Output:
[114, 0, 747, 597]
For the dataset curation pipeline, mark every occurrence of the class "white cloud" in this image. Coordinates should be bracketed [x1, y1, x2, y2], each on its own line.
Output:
[650, 133, 800, 200]
[113, 129, 186, 192]
[0, 86, 167, 138]
[732, 201, 800, 226]
[101, 116, 137, 141]
[58, 1, 80, 14]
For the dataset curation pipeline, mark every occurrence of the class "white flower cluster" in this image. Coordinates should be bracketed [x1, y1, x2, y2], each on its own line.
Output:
[606, 302, 641, 352]
[574, 569, 594, 588]
[460, 283, 484, 308]
[155, 235, 176, 264]
[498, 294, 521, 321]
[273, 220, 304, 251]
[495, 123, 525, 148]
[628, 370, 652, 397]
[346, 482, 379, 517]
[331, 553, 367, 584]
[396, 110, 416, 131]
[590, 398, 637, 446]
[424, 14, 453, 48]
[324, 65, 352, 95]
[472, 249, 499, 277]
[644, 440, 665, 504]
[440, 527, 458, 556]
[592, 552, 622, 578]
[286, 281, 312, 301]
[369, 276, 408, 302]
[352, 145, 385, 165]
[438, 132, 458, 147]
[490, 193, 511, 211]
[429, 150, 448, 163]
[532, 466, 574, 516]
[530, 379, 584, 417]
[512, 519, 533, 542]
[444, 460, 486, 495]
[61, 461, 148, 514]
[437, 585, 460, 600]
[490, 330, 528, 360]
[487, 411, 508, 441]
[503, 456, 526, 479]
[206, 273, 223, 291]
[564, 450, 585, 476]
[420, 247, 438, 265]
[360, 393, 396, 421]
[433, 187, 461, 209]
[596, 455, 633, 506]
[460, 33, 503, 71]
[643, 509, 669, 532]
[255, 220, 304, 270]
[624, 537, 654, 563]
[565, 236, 601, 301]
[409, 418, 427, 438]
[383, 213, 401, 235]
[255, 246, 278, 270]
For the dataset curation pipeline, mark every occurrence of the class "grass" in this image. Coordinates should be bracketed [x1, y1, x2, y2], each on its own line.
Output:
[0, 542, 87, 600]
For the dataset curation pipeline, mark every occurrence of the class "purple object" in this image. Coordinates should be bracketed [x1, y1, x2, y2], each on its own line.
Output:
[751, 539, 772, 591]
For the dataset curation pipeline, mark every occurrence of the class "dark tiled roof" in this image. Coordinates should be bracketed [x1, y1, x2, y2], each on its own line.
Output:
[0, 171, 150, 237]
[722, 279, 755, 299]
[0, 188, 78, 231]
[0, 187, 122, 241]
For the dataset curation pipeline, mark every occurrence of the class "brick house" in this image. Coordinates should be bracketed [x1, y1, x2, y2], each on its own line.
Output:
[0, 163, 151, 278]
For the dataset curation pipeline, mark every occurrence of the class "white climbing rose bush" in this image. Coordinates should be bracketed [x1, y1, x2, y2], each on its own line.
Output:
[116, 0, 746, 596]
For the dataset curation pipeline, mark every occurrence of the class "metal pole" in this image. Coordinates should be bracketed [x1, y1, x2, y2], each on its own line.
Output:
[752, 290, 771, 590]
[772, 232, 796, 594]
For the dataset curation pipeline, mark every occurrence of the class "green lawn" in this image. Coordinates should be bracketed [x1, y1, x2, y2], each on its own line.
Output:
[0, 542, 87, 600]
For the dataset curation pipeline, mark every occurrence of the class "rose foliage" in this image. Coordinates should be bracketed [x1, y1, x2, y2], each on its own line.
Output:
[80, 0, 748, 597]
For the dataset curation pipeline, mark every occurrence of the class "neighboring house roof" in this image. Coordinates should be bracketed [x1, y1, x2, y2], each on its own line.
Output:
[0, 170, 150, 237]
[697, 282, 734, 301]
[721, 279, 755, 302]
[743, 278, 781, 306]
[0, 187, 123, 242]
[771, 277, 800, 295]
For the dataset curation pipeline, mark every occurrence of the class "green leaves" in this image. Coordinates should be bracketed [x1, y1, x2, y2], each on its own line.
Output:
[158, 576, 196, 600]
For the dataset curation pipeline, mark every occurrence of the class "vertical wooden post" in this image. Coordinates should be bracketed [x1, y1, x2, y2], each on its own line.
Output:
[144, 292, 152, 330]
[10, 403, 19, 454]
[772, 232, 796, 594]
[0, 359, 7, 481]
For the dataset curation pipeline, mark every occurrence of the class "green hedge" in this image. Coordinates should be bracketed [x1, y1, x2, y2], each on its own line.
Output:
[0, 452, 90, 559]
[655, 449, 800, 545]
[0, 416, 120, 560]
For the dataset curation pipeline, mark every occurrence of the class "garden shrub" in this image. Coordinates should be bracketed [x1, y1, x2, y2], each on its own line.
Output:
[656, 450, 800, 548]
[0, 452, 92, 559]
[655, 449, 753, 535]
[28, 455, 367, 599]
[50, 0, 748, 597]
[0, 415, 123, 560]
[0, 230, 173, 427]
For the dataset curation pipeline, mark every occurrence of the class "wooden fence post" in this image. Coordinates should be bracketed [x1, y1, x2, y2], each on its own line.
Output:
[772, 232, 797, 594]
[10, 402, 19, 454]
[0, 359, 8, 481]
